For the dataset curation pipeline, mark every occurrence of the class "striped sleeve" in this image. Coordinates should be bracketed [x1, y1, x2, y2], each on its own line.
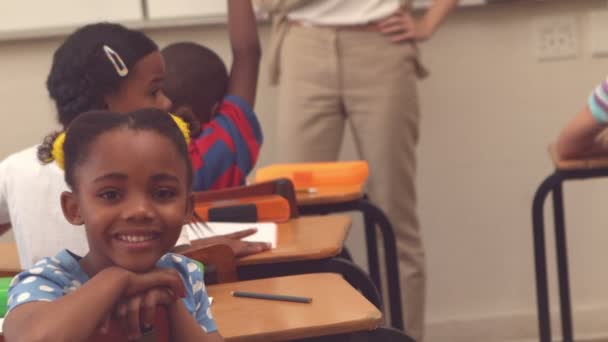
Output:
[589, 78, 608, 123]
[189, 95, 263, 191]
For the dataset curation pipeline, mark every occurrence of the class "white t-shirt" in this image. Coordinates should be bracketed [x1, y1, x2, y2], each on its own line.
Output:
[287, 0, 401, 25]
[0, 146, 191, 269]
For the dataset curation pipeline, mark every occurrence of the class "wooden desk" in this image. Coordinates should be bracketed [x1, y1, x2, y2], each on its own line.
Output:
[209, 273, 383, 342]
[0, 274, 383, 342]
[296, 186, 363, 206]
[0, 243, 19, 277]
[238, 215, 351, 266]
[0, 216, 352, 274]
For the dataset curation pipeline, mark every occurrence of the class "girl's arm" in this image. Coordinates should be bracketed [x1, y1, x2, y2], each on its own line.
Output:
[226, 0, 262, 106]
[4, 267, 184, 342]
[164, 256, 223, 342]
[4, 267, 130, 342]
[168, 300, 224, 342]
[556, 106, 608, 159]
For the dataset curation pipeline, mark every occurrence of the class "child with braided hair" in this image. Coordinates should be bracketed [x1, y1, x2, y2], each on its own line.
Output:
[3, 109, 223, 342]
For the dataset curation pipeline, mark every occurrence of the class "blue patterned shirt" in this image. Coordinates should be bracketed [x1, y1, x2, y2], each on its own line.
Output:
[6, 249, 216, 333]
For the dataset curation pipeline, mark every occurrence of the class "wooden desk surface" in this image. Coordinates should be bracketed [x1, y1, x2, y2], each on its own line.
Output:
[0, 215, 352, 273]
[549, 144, 608, 170]
[296, 186, 363, 206]
[238, 215, 351, 266]
[209, 273, 383, 342]
[0, 243, 19, 277]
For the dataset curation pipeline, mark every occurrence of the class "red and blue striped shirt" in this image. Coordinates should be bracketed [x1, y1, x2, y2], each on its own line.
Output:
[189, 95, 263, 191]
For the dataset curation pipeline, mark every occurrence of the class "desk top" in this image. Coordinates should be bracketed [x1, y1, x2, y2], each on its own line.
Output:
[549, 144, 608, 170]
[0, 274, 382, 341]
[296, 186, 363, 206]
[209, 273, 383, 342]
[0, 215, 351, 273]
[238, 215, 351, 266]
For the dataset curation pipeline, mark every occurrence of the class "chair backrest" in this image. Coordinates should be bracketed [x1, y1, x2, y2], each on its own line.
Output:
[193, 178, 299, 218]
[181, 243, 238, 283]
[194, 194, 291, 223]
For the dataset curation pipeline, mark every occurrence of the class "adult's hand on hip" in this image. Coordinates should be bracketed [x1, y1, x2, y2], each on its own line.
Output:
[377, 9, 432, 43]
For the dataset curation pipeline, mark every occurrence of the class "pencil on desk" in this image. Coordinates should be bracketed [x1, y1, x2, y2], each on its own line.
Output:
[232, 291, 312, 303]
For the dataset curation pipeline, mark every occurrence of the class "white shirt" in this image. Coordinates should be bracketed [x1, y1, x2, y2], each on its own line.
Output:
[0, 146, 191, 269]
[287, 0, 401, 25]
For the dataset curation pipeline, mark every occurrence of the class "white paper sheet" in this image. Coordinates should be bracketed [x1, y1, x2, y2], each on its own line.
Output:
[184, 222, 278, 248]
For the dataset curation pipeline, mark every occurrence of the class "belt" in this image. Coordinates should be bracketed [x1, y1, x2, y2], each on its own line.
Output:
[288, 20, 382, 32]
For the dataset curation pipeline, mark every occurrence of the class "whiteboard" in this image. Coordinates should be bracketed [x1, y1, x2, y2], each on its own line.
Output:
[147, 0, 226, 20]
[0, 1, 142, 33]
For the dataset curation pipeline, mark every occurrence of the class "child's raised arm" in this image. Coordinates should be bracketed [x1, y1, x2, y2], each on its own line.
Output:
[3, 267, 184, 342]
[556, 105, 607, 159]
[557, 78, 608, 159]
[226, 0, 261, 106]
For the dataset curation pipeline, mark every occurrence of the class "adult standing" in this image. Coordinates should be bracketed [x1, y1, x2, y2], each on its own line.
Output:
[257, 1, 457, 340]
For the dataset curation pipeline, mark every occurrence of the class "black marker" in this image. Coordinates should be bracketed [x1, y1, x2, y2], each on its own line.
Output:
[232, 291, 312, 303]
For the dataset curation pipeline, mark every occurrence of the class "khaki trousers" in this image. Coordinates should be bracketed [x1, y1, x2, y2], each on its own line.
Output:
[276, 25, 426, 341]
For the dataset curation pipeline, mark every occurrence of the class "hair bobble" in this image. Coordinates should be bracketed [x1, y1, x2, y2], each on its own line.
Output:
[51, 132, 67, 170]
[103, 45, 128, 77]
[170, 114, 191, 145]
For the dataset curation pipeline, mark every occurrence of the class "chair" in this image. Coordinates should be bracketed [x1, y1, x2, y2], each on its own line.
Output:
[193, 178, 299, 218]
[181, 243, 238, 283]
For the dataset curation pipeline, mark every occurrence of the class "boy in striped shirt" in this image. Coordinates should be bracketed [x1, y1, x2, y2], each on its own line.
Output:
[162, 0, 263, 191]
[557, 78, 608, 159]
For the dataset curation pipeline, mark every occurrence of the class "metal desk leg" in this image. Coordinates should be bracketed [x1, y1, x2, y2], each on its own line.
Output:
[532, 173, 557, 342]
[552, 182, 573, 342]
[363, 208, 382, 292]
[358, 199, 403, 331]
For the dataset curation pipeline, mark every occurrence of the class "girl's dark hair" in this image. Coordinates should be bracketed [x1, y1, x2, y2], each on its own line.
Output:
[39, 109, 193, 190]
[47, 22, 158, 128]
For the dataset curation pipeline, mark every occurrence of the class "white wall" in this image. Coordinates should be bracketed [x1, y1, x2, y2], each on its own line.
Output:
[3, 1, 608, 340]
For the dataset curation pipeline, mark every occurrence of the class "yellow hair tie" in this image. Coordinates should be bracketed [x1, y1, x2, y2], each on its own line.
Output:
[170, 114, 191, 145]
[51, 132, 66, 170]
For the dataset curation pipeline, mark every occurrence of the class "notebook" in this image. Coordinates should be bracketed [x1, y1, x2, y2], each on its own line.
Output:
[184, 222, 278, 248]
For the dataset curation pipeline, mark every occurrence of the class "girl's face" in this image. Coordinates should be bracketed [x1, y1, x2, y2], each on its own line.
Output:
[104, 51, 172, 113]
[61, 128, 192, 274]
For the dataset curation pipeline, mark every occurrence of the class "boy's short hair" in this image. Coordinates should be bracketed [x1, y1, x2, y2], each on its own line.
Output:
[162, 42, 229, 124]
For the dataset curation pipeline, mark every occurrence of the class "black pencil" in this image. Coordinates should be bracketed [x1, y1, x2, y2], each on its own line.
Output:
[232, 291, 312, 303]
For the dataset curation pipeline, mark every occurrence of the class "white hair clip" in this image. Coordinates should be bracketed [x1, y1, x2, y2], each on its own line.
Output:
[103, 45, 128, 77]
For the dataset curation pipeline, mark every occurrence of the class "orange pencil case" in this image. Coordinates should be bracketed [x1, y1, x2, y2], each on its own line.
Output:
[254, 161, 369, 191]
[194, 194, 291, 223]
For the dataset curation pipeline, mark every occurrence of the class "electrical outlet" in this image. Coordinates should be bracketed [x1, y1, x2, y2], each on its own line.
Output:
[534, 17, 578, 61]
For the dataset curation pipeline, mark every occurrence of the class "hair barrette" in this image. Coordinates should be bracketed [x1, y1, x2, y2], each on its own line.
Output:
[103, 45, 128, 77]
